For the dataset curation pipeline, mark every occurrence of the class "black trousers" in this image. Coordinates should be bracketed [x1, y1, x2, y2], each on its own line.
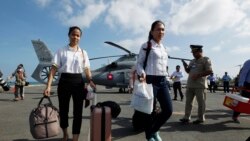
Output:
[209, 81, 216, 92]
[173, 82, 183, 99]
[58, 73, 85, 134]
[223, 81, 230, 93]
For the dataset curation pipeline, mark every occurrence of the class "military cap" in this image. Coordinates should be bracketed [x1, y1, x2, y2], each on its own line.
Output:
[190, 44, 203, 52]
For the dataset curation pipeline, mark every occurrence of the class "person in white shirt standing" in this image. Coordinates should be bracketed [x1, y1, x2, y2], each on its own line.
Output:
[43, 26, 95, 141]
[137, 20, 172, 141]
[170, 65, 184, 101]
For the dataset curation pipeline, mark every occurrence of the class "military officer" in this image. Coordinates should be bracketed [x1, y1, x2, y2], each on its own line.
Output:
[180, 45, 213, 124]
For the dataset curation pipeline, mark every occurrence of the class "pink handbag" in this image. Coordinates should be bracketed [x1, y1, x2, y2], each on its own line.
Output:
[29, 96, 60, 139]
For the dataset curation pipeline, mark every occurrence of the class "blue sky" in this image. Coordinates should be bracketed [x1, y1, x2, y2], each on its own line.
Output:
[1, 0, 250, 81]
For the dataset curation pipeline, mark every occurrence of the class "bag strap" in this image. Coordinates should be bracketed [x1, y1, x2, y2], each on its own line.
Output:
[138, 41, 151, 80]
[38, 96, 53, 107]
[45, 104, 49, 138]
[101, 106, 106, 141]
[81, 48, 85, 65]
[143, 41, 152, 69]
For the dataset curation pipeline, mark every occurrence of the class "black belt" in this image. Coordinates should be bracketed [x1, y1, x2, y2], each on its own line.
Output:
[59, 73, 83, 84]
[146, 75, 166, 84]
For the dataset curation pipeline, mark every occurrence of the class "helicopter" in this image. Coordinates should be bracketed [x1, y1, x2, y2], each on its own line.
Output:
[31, 39, 137, 93]
[31, 39, 191, 93]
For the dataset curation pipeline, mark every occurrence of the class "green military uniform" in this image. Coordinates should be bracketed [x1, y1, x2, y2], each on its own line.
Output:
[184, 56, 212, 121]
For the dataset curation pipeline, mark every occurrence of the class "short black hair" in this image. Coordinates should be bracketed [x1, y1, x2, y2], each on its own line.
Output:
[68, 26, 82, 36]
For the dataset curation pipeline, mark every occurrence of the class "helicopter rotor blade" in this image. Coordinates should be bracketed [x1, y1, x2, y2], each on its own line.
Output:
[105, 41, 132, 55]
[90, 55, 125, 60]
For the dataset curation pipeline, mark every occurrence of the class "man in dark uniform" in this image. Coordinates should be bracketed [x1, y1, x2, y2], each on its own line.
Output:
[180, 45, 213, 124]
[207, 73, 216, 93]
[222, 72, 231, 93]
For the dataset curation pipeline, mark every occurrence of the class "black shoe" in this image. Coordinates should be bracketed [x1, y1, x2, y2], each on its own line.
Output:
[180, 118, 190, 123]
[232, 117, 240, 124]
[192, 119, 204, 124]
[246, 136, 250, 141]
[172, 98, 177, 101]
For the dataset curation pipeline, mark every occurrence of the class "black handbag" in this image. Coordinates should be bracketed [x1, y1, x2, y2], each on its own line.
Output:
[96, 101, 121, 118]
[25, 81, 30, 86]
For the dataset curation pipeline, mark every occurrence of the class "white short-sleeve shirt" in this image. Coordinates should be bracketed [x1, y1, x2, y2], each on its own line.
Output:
[170, 71, 183, 82]
[136, 40, 168, 76]
[53, 46, 90, 74]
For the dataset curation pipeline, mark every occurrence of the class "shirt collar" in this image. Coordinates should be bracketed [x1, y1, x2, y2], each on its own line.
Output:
[150, 39, 162, 48]
[67, 45, 79, 51]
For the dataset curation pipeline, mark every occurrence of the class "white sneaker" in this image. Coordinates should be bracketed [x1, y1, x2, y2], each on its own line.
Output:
[147, 137, 155, 141]
[14, 97, 20, 101]
[153, 132, 162, 141]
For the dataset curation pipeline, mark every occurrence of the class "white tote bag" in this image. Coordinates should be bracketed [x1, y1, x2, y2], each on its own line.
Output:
[130, 80, 154, 114]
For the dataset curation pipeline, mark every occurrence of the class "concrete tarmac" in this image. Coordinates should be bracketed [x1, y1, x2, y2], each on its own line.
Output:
[0, 85, 250, 141]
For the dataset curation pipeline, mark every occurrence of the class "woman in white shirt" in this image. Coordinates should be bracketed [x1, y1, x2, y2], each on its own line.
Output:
[137, 20, 173, 141]
[44, 26, 95, 141]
